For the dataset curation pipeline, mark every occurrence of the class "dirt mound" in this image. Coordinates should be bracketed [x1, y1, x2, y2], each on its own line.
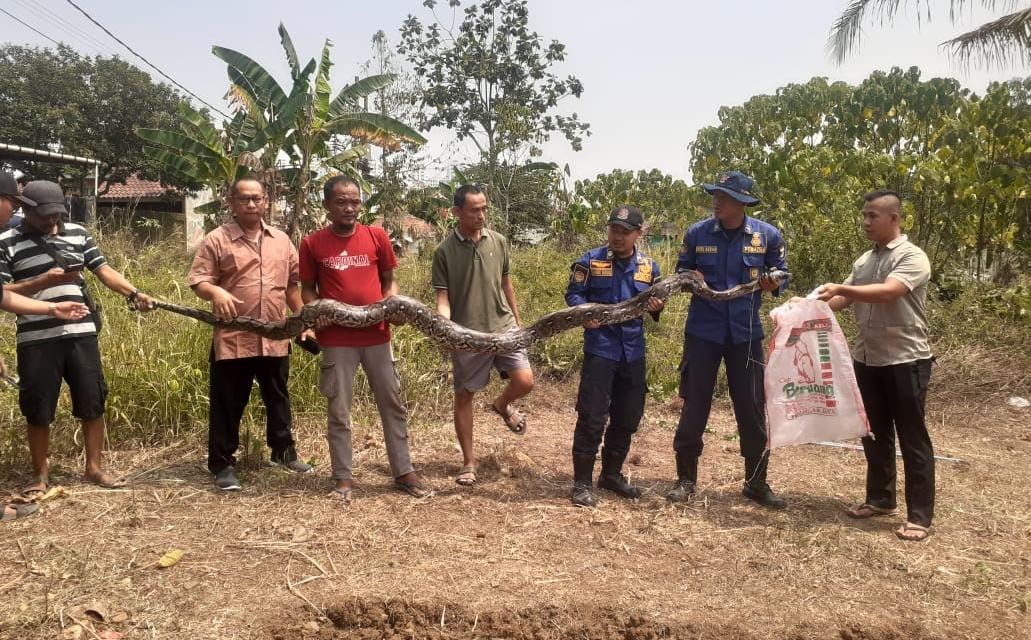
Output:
[270, 599, 940, 640]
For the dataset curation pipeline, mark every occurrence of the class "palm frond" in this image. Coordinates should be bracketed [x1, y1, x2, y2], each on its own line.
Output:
[942, 8, 1031, 69]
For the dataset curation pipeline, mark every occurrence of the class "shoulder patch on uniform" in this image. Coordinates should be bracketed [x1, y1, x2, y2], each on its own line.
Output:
[589, 259, 612, 277]
[571, 263, 588, 284]
[696, 245, 719, 254]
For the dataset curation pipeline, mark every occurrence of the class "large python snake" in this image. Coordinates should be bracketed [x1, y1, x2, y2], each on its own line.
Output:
[149, 270, 788, 354]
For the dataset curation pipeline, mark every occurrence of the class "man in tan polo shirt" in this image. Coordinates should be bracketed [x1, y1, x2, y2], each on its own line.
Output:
[189, 177, 314, 490]
[817, 190, 935, 541]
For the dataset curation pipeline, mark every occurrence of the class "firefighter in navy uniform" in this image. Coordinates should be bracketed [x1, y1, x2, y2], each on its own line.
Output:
[667, 171, 789, 508]
[565, 206, 664, 507]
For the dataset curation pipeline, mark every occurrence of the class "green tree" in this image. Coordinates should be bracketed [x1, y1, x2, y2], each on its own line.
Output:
[829, 0, 1031, 69]
[141, 24, 427, 237]
[398, 0, 589, 228]
[689, 68, 1029, 288]
[0, 44, 187, 193]
[213, 24, 427, 238]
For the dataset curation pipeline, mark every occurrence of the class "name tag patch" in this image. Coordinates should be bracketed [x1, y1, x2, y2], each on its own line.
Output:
[742, 246, 766, 254]
[696, 245, 719, 254]
[589, 259, 612, 277]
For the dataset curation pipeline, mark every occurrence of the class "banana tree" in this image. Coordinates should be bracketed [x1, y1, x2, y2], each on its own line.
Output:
[137, 101, 268, 216]
[212, 23, 427, 239]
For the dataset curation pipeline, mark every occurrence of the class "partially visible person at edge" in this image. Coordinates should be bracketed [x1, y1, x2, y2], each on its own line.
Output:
[817, 190, 936, 542]
[564, 205, 664, 507]
[0, 180, 155, 498]
[300, 176, 430, 503]
[432, 184, 535, 487]
[0, 171, 31, 386]
[0, 171, 28, 230]
[188, 177, 314, 491]
[668, 170, 789, 508]
[0, 281, 90, 522]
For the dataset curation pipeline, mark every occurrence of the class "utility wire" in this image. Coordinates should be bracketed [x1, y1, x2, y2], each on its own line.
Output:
[25, 0, 120, 56]
[9, 0, 118, 57]
[0, 6, 63, 47]
[62, 0, 230, 118]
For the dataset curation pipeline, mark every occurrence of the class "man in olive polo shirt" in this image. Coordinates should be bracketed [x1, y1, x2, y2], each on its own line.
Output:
[432, 184, 534, 487]
[817, 190, 935, 542]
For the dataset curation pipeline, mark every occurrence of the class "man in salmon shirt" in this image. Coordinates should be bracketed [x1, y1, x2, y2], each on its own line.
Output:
[189, 177, 314, 491]
[299, 175, 429, 502]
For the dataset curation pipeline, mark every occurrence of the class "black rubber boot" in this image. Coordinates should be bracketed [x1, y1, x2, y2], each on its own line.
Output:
[742, 455, 787, 509]
[571, 454, 599, 507]
[666, 451, 698, 503]
[597, 448, 642, 499]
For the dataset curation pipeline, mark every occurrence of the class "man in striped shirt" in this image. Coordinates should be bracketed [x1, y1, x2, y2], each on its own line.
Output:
[0, 180, 154, 496]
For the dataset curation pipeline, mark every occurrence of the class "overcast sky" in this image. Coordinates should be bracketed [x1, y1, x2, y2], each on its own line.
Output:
[2, 0, 1026, 183]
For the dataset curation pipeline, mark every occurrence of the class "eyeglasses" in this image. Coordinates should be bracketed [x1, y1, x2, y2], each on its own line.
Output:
[233, 196, 265, 204]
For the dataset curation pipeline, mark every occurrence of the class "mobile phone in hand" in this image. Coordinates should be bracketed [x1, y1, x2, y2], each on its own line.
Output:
[63, 262, 84, 272]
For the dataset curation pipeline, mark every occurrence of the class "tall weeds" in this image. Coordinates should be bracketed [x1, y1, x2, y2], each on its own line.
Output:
[0, 228, 1026, 463]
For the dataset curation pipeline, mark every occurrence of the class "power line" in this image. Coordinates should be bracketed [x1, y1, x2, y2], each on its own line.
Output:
[28, 0, 120, 55]
[62, 0, 230, 118]
[9, 0, 118, 57]
[0, 6, 63, 47]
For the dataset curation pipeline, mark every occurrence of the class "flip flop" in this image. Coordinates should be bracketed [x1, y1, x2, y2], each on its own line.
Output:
[20, 479, 49, 500]
[845, 503, 896, 519]
[328, 486, 353, 503]
[895, 522, 932, 542]
[1, 501, 39, 522]
[488, 402, 527, 435]
[455, 466, 477, 486]
[394, 479, 433, 499]
[83, 472, 127, 489]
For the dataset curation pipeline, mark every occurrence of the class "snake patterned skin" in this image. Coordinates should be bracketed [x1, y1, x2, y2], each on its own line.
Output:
[150, 270, 788, 354]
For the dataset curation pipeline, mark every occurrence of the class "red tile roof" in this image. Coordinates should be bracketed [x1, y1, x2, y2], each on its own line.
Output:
[99, 175, 176, 200]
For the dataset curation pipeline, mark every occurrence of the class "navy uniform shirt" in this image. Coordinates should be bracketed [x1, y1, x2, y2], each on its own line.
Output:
[565, 245, 661, 363]
[676, 215, 787, 345]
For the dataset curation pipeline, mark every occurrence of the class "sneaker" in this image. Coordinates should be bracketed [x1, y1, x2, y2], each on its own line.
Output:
[270, 447, 314, 474]
[214, 467, 241, 491]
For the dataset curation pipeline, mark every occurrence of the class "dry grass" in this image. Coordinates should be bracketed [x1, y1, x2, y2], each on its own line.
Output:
[1, 348, 1029, 640]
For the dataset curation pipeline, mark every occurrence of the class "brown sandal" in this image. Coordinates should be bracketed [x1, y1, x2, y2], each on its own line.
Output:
[845, 503, 896, 519]
[488, 402, 527, 435]
[455, 466, 477, 486]
[895, 522, 932, 542]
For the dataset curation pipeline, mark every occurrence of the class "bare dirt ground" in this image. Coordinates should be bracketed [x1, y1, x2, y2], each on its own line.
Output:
[1, 347, 1029, 639]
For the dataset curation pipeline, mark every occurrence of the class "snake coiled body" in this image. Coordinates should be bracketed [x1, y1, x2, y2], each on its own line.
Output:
[152, 270, 787, 354]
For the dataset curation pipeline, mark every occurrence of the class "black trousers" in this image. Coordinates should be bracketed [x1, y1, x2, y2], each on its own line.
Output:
[208, 355, 295, 474]
[674, 334, 767, 460]
[854, 358, 935, 527]
[572, 353, 646, 458]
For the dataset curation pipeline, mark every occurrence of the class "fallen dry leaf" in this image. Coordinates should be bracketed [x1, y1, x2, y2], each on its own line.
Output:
[39, 486, 67, 502]
[156, 549, 184, 569]
[97, 631, 124, 640]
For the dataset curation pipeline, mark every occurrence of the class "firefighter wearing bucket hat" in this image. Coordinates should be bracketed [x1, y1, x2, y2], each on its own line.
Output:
[667, 170, 790, 508]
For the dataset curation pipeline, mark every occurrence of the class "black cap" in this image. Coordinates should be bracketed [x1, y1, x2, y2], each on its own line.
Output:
[21, 180, 66, 215]
[0, 172, 36, 207]
[607, 206, 643, 230]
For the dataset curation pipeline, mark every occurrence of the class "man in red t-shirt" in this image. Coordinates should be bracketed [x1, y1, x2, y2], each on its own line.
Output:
[299, 176, 429, 502]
